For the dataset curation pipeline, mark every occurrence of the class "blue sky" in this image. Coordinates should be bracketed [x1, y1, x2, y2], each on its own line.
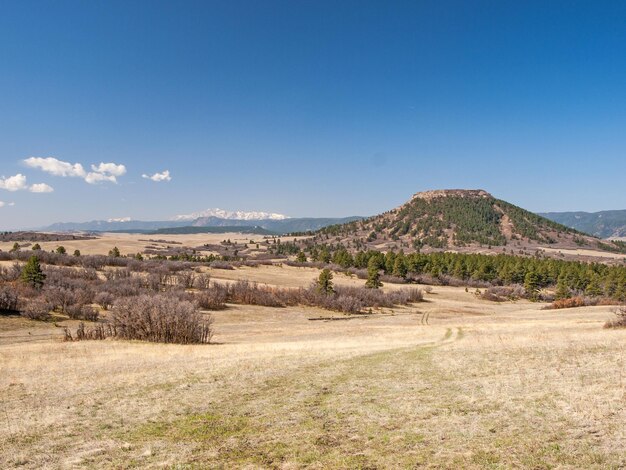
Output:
[1, 1, 626, 229]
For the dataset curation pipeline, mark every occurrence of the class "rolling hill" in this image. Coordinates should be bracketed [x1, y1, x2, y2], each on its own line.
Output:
[311, 189, 625, 255]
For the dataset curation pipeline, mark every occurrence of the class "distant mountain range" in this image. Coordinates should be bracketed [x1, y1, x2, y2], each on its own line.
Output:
[40, 215, 363, 235]
[35, 203, 626, 242]
[540, 210, 626, 239]
[173, 208, 288, 221]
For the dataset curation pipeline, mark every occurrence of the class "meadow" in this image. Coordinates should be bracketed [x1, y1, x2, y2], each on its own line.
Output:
[1, 258, 624, 469]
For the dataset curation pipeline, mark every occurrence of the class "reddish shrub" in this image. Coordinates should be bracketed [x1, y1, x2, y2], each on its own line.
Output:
[550, 296, 586, 309]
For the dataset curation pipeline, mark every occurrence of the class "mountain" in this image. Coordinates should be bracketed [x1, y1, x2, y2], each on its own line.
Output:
[174, 208, 288, 221]
[539, 210, 626, 239]
[314, 189, 624, 254]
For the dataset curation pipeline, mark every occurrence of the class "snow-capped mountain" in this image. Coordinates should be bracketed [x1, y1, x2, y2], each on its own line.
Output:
[173, 208, 289, 221]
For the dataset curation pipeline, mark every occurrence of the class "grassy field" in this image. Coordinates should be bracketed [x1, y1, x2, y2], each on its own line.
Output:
[1, 265, 625, 469]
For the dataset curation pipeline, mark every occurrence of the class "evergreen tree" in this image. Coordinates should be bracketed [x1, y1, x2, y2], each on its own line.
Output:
[585, 276, 603, 297]
[10, 242, 20, 253]
[32, 243, 41, 251]
[524, 271, 541, 301]
[109, 246, 121, 257]
[73, 249, 81, 257]
[319, 247, 331, 264]
[296, 251, 307, 263]
[555, 277, 571, 300]
[20, 256, 46, 289]
[316, 269, 334, 295]
[365, 258, 383, 289]
[392, 256, 407, 278]
[56, 246, 66, 255]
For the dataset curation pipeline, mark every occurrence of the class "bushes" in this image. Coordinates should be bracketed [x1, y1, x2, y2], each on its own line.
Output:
[481, 285, 525, 302]
[110, 295, 213, 344]
[605, 306, 626, 328]
[193, 280, 423, 314]
[196, 287, 228, 310]
[65, 303, 99, 322]
[0, 285, 19, 313]
[227, 281, 286, 307]
[20, 299, 52, 321]
[549, 296, 587, 309]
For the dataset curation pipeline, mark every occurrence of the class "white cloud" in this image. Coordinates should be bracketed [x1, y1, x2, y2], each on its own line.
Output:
[142, 170, 172, 182]
[85, 162, 126, 184]
[0, 174, 29, 191]
[24, 157, 86, 177]
[0, 173, 52, 194]
[23, 157, 126, 184]
[0, 201, 5, 207]
[85, 172, 117, 184]
[29, 183, 54, 193]
[91, 162, 126, 177]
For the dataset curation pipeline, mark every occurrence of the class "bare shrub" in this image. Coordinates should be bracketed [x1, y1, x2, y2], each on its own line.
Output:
[226, 280, 286, 307]
[20, 299, 52, 321]
[103, 268, 132, 281]
[43, 286, 76, 313]
[64, 322, 114, 341]
[0, 285, 19, 313]
[196, 288, 228, 310]
[481, 285, 525, 302]
[194, 273, 212, 290]
[209, 261, 234, 270]
[111, 295, 213, 344]
[605, 305, 626, 328]
[176, 271, 196, 289]
[66, 303, 99, 321]
[94, 291, 115, 310]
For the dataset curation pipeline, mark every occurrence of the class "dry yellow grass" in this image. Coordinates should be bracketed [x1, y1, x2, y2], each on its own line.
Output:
[0, 232, 300, 257]
[1, 265, 625, 468]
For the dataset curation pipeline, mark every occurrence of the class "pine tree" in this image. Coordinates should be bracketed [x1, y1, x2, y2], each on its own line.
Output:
[555, 277, 571, 300]
[365, 258, 383, 289]
[585, 276, 603, 297]
[56, 246, 66, 255]
[316, 269, 334, 295]
[296, 251, 307, 263]
[392, 257, 407, 278]
[109, 246, 121, 257]
[10, 242, 20, 253]
[524, 271, 541, 301]
[319, 248, 331, 264]
[21, 256, 46, 289]
[32, 243, 41, 251]
[73, 249, 81, 257]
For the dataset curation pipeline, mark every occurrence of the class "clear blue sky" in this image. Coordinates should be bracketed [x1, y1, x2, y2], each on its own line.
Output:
[1, 0, 626, 230]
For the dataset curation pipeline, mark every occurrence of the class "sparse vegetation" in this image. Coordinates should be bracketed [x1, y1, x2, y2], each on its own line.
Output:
[604, 305, 626, 328]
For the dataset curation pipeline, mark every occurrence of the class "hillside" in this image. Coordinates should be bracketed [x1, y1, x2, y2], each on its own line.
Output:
[312, 189, 625, 256]
[540, 210, 626, 239]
